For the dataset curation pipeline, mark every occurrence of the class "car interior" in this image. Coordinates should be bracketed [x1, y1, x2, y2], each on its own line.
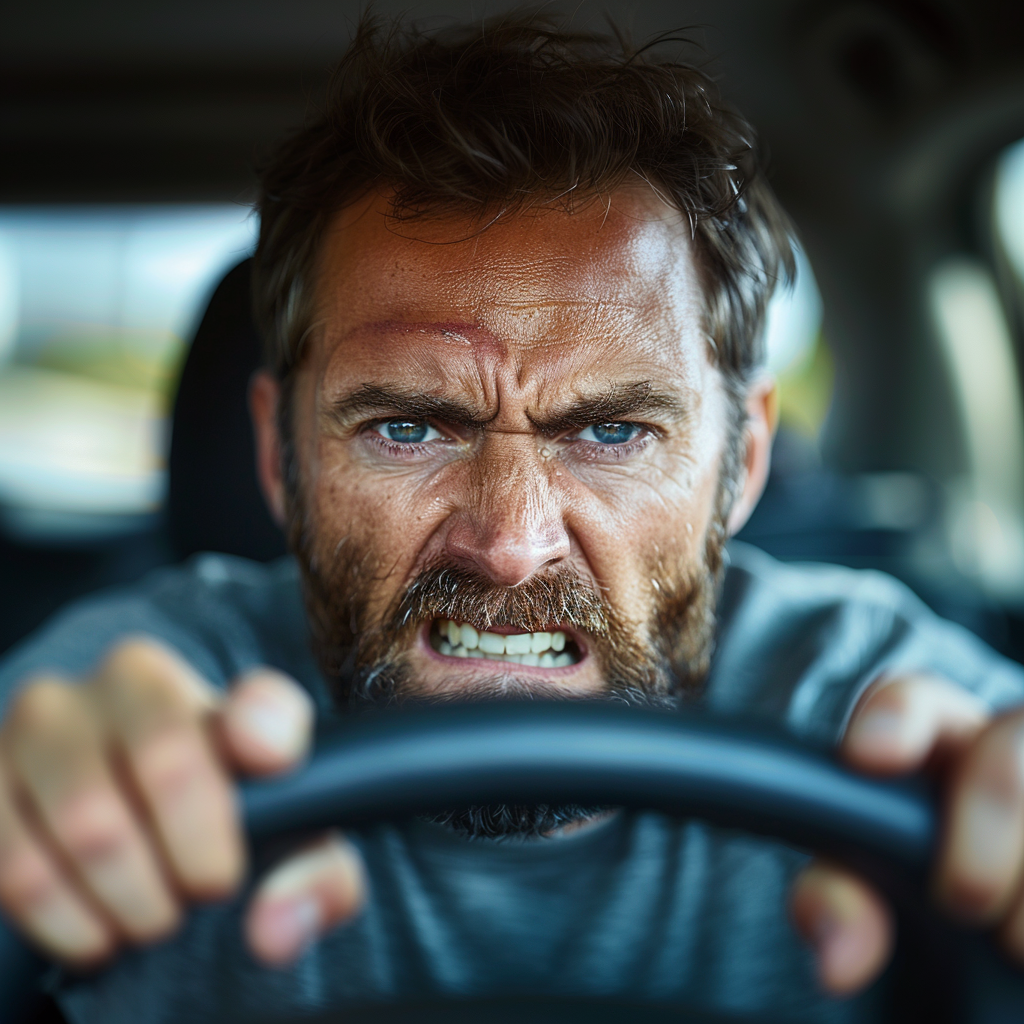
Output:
[3, 0, 1024, 1020]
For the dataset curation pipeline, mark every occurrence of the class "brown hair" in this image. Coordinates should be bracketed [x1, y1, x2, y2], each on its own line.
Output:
[253, 11, 793, 405]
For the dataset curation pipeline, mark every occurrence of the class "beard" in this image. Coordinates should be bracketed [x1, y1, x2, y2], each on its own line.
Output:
[282, 430, 737, 839]
[293, 525, 728, 709]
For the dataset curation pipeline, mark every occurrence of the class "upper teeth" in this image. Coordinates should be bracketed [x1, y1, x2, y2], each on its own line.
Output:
[435, 620, 573, 667]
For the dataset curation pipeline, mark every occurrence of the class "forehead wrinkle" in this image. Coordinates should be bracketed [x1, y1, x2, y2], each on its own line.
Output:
[319, 246, 696, 372]
[320, 321, 508, 396]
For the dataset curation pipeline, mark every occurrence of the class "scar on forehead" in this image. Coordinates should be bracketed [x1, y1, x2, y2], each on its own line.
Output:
[363, 319, 507, 357]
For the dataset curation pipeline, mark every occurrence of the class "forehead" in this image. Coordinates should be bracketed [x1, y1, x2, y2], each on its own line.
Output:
[311, 190, 709, 384]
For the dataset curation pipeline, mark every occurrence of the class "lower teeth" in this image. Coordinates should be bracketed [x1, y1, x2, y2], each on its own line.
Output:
[436, 638, 574, 668]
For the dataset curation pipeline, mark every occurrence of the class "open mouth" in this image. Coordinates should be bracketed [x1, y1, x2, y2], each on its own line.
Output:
[429, 618, 582, 668]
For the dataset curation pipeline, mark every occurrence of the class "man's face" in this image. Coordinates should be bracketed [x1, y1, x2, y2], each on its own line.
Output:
[283, 190, 742, 708]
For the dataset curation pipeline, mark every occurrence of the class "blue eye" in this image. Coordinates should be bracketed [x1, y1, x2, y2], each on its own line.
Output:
[378, 420, 441, 444]
[578, 422, 640, 445]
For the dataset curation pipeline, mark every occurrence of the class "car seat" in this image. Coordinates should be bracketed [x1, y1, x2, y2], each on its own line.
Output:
[167, 258, 287, 563]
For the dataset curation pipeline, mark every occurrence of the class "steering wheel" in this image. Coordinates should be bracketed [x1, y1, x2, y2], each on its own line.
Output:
[2, 702, 1023, 1023]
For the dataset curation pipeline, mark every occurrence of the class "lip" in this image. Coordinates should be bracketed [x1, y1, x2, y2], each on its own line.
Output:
[418, 621, 588, 674]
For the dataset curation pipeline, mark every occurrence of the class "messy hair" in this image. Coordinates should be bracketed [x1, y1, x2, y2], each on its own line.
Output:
[253, 11, 794, 408]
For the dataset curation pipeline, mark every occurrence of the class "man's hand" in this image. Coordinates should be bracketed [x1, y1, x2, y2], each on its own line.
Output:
[790, 672, 1023, 994]
[0, 638, 365, 967]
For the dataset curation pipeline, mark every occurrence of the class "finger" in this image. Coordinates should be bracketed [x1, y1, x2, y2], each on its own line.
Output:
[936, 709, 1024, 921]
[843, 674, 989, 774]
[0, 759, 113, 965]
[245, 834, 365, 966]
[790, 861, 894, 996]
[2, 677, 179, 943]
[218, 669, 314, 777]
[92, 639, 244, 898]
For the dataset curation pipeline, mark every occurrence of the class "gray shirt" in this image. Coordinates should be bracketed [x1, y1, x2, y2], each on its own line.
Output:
[2, 542, 1022, 1024]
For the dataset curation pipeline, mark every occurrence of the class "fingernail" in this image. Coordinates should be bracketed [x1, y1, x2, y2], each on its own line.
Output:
[254, 895, 321, 962]
[238, 692, 309, 759]
[258, 840, 346, 898]
[253, 836, 365, 942]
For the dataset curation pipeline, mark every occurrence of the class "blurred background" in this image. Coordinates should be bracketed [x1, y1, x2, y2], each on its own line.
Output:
[2, 0, 1024, 662]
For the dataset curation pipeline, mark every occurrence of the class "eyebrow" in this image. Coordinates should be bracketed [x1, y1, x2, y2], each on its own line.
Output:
[530, 381, 689, 435]
[324, 384, 493, 430]
[324, 380, 688, 433]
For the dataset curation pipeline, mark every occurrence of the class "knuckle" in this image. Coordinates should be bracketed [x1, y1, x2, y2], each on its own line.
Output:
[0, 844, 59, 916]
[56, 789, 133, 866]
[3, 677, 79, 737]
[98, 639, 177, 698]
[95, 638, 214, 727]
[99, 636, 169, 677]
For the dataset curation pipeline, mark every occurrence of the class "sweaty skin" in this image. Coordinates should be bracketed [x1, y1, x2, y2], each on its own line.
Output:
[2, 189, 1024, 994]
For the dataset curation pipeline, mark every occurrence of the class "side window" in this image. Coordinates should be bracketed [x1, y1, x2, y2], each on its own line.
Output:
[922, 139, 1024, 602]
[763, 244, 832, 449]
[0, 206, 256, 542]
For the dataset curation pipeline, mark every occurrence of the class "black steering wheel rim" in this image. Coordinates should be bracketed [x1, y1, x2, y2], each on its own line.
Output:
[243, 702, 936, 877]
[2, 701, 1019, 1023]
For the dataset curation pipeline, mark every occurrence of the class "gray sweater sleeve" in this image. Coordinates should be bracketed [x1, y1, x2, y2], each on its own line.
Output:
[0, 553, 324, 718]
[710, 542, 1024, 744]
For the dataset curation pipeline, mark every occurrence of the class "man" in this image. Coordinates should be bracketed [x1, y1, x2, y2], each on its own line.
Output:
[1, 15, 1023, 1023]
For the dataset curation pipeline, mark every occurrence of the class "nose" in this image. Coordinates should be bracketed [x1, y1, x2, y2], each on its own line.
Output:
[443, 444, 571, 587]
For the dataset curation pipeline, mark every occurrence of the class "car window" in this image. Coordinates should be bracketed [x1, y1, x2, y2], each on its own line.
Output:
[918, 137, 1024, 603]
[0, 205, 255, 542]
[994, 137, 1024, 290]
[764, 244, 832, 445]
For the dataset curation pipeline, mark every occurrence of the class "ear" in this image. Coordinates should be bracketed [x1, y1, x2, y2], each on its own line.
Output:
[726, 374, 778, 537]
[249, 371, 287, 527]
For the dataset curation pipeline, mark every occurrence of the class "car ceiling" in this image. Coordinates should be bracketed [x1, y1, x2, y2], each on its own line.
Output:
[4, 0, 1024, 478]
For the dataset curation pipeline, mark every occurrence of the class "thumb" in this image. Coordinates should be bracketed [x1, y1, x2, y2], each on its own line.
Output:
[218, 668, 315, 776]
[246, 834, 366, 965]
[790, 861, 894, 996]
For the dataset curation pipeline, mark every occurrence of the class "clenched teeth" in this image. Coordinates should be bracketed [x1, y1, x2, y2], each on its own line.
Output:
[432, 619, 576, 667]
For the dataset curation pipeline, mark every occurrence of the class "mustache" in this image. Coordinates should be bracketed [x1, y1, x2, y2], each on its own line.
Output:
[383, 561, 612, 642]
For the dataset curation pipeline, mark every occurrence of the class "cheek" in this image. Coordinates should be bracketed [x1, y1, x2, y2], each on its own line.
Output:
[308, 438, 453, 596]
[572, 481, 715, 631]
[564, 432, 727, 628]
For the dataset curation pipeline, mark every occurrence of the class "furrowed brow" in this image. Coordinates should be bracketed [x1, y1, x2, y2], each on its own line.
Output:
[325, 383, 491, 430]
[530, 381, 688, 434]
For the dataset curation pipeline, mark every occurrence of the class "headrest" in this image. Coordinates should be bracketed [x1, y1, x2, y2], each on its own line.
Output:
[167, 258, 287, 563]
